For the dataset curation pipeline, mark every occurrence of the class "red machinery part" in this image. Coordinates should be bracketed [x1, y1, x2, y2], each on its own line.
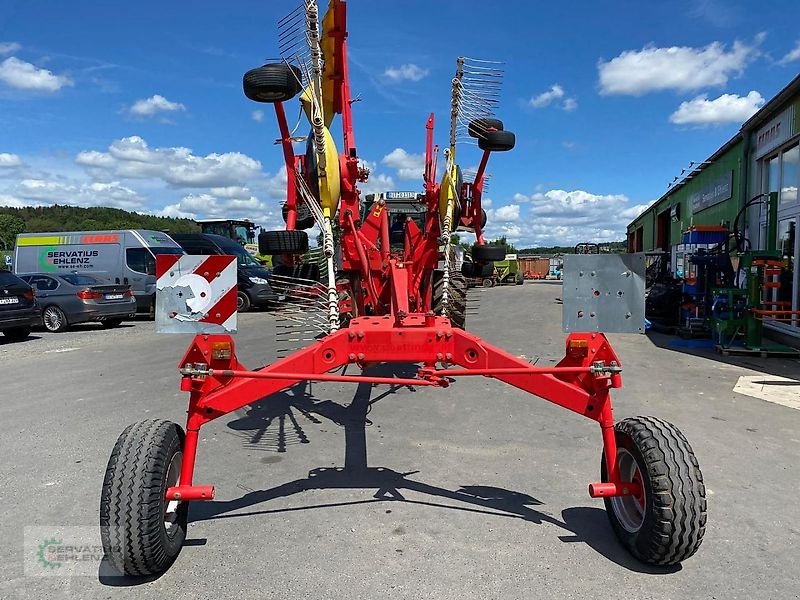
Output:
[101, 0, 706, 576]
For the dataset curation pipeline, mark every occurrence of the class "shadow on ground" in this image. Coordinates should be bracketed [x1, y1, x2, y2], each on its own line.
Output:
[646, 330, 800, 379]
[187, 364, 677, 575]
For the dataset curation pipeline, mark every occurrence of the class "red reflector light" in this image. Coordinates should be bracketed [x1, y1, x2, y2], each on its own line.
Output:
[23, 289, 35, 301]
[123, 290, 133, 298]
[77, 289, 103, 300]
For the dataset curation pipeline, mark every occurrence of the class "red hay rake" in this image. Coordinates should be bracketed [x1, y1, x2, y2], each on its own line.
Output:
[100, 0, 706, 576]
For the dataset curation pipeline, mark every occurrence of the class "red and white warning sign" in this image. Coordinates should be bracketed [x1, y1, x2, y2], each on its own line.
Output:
[155, 254, 238, 334]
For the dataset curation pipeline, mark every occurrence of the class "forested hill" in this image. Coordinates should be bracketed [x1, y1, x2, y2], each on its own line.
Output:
[0, 205, 199, 248]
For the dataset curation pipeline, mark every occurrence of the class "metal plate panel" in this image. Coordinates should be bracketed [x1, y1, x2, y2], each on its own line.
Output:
[155, 254, 238, 334]
[562, 254, 645, 334]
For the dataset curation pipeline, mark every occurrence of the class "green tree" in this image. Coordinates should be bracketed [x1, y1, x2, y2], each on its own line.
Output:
[0, 214, 25, 249]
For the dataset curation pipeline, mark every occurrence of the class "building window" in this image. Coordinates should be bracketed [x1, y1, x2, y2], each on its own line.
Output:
[777, 218, 796, 327]
[780, 144, 798, 206]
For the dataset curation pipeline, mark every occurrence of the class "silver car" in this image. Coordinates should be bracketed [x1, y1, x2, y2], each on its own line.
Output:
[20, 273, 136, 332]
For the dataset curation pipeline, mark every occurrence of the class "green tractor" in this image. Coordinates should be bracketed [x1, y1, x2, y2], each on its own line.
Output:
[493, 253, 524, 285]
[196, 218, 272, 267]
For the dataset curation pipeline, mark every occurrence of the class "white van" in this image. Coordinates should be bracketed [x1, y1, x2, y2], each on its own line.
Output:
[14, 230, 185, 315]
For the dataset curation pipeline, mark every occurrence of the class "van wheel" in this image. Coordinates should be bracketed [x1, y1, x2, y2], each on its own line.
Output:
[237, 291, 251, 312]
[42, 305, 68, 332]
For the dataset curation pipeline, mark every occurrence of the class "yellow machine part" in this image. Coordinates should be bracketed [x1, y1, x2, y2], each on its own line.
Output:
[318, 126, 341, 217]
[439, 162, 459, 223]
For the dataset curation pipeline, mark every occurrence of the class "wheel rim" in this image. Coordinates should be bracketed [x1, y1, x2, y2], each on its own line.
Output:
[163, 451, 183, 537]
[610, 448, 646, 533]
[43, 307, 64, 331]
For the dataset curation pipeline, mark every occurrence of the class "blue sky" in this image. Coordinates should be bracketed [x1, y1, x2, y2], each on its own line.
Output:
[1, 0, 799, 247]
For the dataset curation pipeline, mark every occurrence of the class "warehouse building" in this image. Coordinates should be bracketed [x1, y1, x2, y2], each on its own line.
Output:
[627, 74, 800, 340]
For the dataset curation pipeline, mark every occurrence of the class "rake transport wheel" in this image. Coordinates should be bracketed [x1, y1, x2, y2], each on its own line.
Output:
[100, 420, 188, 576]
[478, 130, 516, 153]
[472, 244, 506, 262]
[467, 117, 504, 138]
[258, 230, 309, 255]
[243, 63, 303, 103]
[601, 417, 707, 565]
[281, 202, 315, 230]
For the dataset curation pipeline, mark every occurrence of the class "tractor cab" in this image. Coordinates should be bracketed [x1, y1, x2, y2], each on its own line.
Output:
[196, 219, 257, 247]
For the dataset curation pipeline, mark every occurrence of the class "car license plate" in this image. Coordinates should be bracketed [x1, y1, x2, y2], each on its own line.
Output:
[105, 293, 124, 300]
[0, 296, 19, 305]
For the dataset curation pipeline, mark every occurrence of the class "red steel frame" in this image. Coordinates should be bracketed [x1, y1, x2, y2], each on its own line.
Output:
[165, 0, 639, 504]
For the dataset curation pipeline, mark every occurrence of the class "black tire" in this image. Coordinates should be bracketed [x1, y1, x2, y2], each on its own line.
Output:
[282, 202, 315, 230]
[515, 274, 524, 285]
[480, 207, 487, 229]
[482, 277, 495, 288]
[472, 244, 506, 262]
[237, 291, 251, 312]
[101, 318, 123, 329]
[478, 130, 516, 152]
[467, 118, 504, 138]
[100, 420, 188, 576]
[42, 305, 68, 332]
[601, 416, 706, 566]
[2, 325, 31, 341]
[258, 230, 309, 255]
[243, 63, 303, 103]
[272, 263, 321, 282]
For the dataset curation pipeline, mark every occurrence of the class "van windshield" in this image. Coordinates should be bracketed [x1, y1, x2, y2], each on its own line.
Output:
[126, 246, 184, 275]
[216, 241, 260, 268]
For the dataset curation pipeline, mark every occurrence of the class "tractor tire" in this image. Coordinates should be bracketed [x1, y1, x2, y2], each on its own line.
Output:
[100, 420, 188, 576]
[515, 273, 524, 285]
[42, 305, 68, 332]
[258, 230, 309, 255]
[467, 118, 504, 138]
[478, 130, 516, 152]
[472, 244, 506, 262]
[243, 63, 303, 103]
[272, 263, 321, 282]
[601, 416, 706, 566]
[282, 202, 315, 230]
[237, 291, 251, 312]
[2, 325, 31, 341]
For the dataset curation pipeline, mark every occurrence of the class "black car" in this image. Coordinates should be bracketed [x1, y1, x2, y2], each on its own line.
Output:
[0, 270, 41, 341]
[170, 233, 278, 311]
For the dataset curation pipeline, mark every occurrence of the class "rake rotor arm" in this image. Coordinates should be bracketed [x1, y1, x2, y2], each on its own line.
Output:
[470, 148, 492, 245]
[274, 101, 298, 229]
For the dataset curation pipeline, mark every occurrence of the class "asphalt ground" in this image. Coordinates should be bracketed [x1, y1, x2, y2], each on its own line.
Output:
[2, 281, 799, 599]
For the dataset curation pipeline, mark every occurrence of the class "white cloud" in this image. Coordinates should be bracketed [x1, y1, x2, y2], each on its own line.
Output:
[529, 84, 577, 111]
[0, 56, 73, 92]
[778, 40, 800, 65]
[0, 42, 21, 55]
[598, 37, 762, 95]
[383, 63, 429, 82]
[0, 153, 22, 168]
[128, 94, 185, 118]
[76, 136, 263, 188]
[358, 172, 395, 196]
[670, 90, 764, 125]
[561, 97, 578, 111]
[530, 84, 564, 107]
[619, 201, 655, 221]
[252, 109, 265, 122]
[483, 189, 633, 247]
[15, 178, 146, 211]
[381, 147, 425, 180]
[492, 204, 520, 221]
